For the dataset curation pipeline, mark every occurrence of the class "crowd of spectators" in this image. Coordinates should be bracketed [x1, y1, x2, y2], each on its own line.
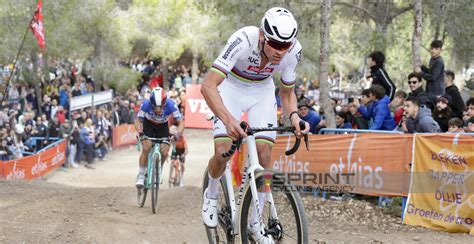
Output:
[0, 59, 140, 167]
[293, 40, 474, 135]
[2, 40, 472, 166]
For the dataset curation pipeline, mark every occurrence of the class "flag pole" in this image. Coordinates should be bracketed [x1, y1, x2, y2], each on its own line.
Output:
[9, 17, 33, 85]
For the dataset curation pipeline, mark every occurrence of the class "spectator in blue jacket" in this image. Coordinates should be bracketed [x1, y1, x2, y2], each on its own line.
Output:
[297, 99, 321, 134]
[59, 85, 69, 110]
[358, 85, 396, 131]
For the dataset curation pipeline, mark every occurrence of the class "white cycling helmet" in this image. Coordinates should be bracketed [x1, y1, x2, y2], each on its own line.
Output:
[261, 7, 298, 43]
[150, 87, 167, 107]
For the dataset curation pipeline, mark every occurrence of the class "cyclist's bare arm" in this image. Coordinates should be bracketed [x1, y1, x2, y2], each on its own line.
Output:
[279, 85, 309, 136]
[175, 118, 185, 135]
[135, 118, 143, 134]
[201, 71, 246, 140]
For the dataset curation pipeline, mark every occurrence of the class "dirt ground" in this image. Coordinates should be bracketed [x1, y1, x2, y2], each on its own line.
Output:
[0, 129, 471, 243]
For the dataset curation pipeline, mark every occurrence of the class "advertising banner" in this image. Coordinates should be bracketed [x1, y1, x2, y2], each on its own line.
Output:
[403, 134, 474, 234]
[269, 133, 413, 196]
[112, 124, 137, 148]
[1, 140, 67, 180]
[184, 84, 213, 129]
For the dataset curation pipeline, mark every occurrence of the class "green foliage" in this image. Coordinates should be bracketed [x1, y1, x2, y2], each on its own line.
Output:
[0, 0, 130, 63]
[92, 61, 141, 94]
[0, 0, 471, 93]
[119, 0, 207, 62]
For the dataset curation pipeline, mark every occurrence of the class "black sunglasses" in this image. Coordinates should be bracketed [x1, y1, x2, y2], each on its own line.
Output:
[408, 80, 418, 85]
[265, 37, 293, 51]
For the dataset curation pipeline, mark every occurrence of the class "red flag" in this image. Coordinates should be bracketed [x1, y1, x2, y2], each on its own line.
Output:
[30, 0, 45, 49]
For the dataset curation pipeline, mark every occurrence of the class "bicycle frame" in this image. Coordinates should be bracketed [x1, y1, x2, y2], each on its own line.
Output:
[145, 142, 162, 188]
[223, 134, 275, 236]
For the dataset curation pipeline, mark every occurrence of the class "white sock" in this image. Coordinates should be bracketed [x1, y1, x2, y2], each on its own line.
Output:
[206, 173, 222, 199]
[139, 166, 146, 175]
[251, 192, 267, 225]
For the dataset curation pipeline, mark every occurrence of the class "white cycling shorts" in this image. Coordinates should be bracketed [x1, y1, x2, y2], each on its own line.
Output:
[213, 78, 277, 145]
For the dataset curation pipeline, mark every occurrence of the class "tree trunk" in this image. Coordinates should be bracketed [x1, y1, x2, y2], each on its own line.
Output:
[441, 27, 448, 43]
[191, 51, 198, 84]
[319, 0, 335, 129]
[161, 58, 169, 90]
[433, 22, 440, 41]
[433, 1, 445, 41]
[374, 23, 389, 52]
[412, 0, 423, 70]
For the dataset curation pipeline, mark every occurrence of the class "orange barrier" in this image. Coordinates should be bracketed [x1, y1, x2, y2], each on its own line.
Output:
[404, 134, 474, 234]
[112, 124, 137, 148]
[1, 140, 67, 180]
[269, 133, 413, 196]
[184, 84, 213, 129]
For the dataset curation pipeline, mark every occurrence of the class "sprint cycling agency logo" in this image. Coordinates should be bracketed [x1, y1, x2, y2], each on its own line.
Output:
[222, 37, 242, 60]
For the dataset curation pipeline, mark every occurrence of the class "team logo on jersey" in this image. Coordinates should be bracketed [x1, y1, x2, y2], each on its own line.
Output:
[222, 37, 243, 60]
[247, 65, 274, 73]
[248, 56, 259, 65]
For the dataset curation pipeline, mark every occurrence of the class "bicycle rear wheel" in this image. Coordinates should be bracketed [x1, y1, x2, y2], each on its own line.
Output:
[151, 156, 160, 214]
[239, 170, 308, 244]
[202, 168, 234, 244]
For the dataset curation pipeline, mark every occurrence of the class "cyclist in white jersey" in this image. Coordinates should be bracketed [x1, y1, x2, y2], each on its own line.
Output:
[201, 7, 309, 242]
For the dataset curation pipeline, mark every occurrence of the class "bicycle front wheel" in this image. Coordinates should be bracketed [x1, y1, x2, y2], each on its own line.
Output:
[137, 185, 148, 208]
[151, 156, 160, 214]
[239, 170, 308, 244]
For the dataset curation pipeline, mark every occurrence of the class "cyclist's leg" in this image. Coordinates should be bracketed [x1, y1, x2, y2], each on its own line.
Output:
[179, 154, 185, 174]
[137, 119, 155, 186]
[207, 80, 244, 198]
[206, 139, 233, 197]
[159, 143, 170, 166]
[170, 154, 178, 181]
[136, 139, 152, 186]
[203, 79, 244, 227]
[139, 140, 152, 167]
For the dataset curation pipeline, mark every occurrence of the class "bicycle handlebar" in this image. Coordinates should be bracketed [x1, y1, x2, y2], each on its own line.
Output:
[139, 135, 170, 143]
[221, 121, 309, 158]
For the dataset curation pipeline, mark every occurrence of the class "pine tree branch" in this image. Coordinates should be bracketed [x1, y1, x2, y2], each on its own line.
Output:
[334, 1, 377, 21]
